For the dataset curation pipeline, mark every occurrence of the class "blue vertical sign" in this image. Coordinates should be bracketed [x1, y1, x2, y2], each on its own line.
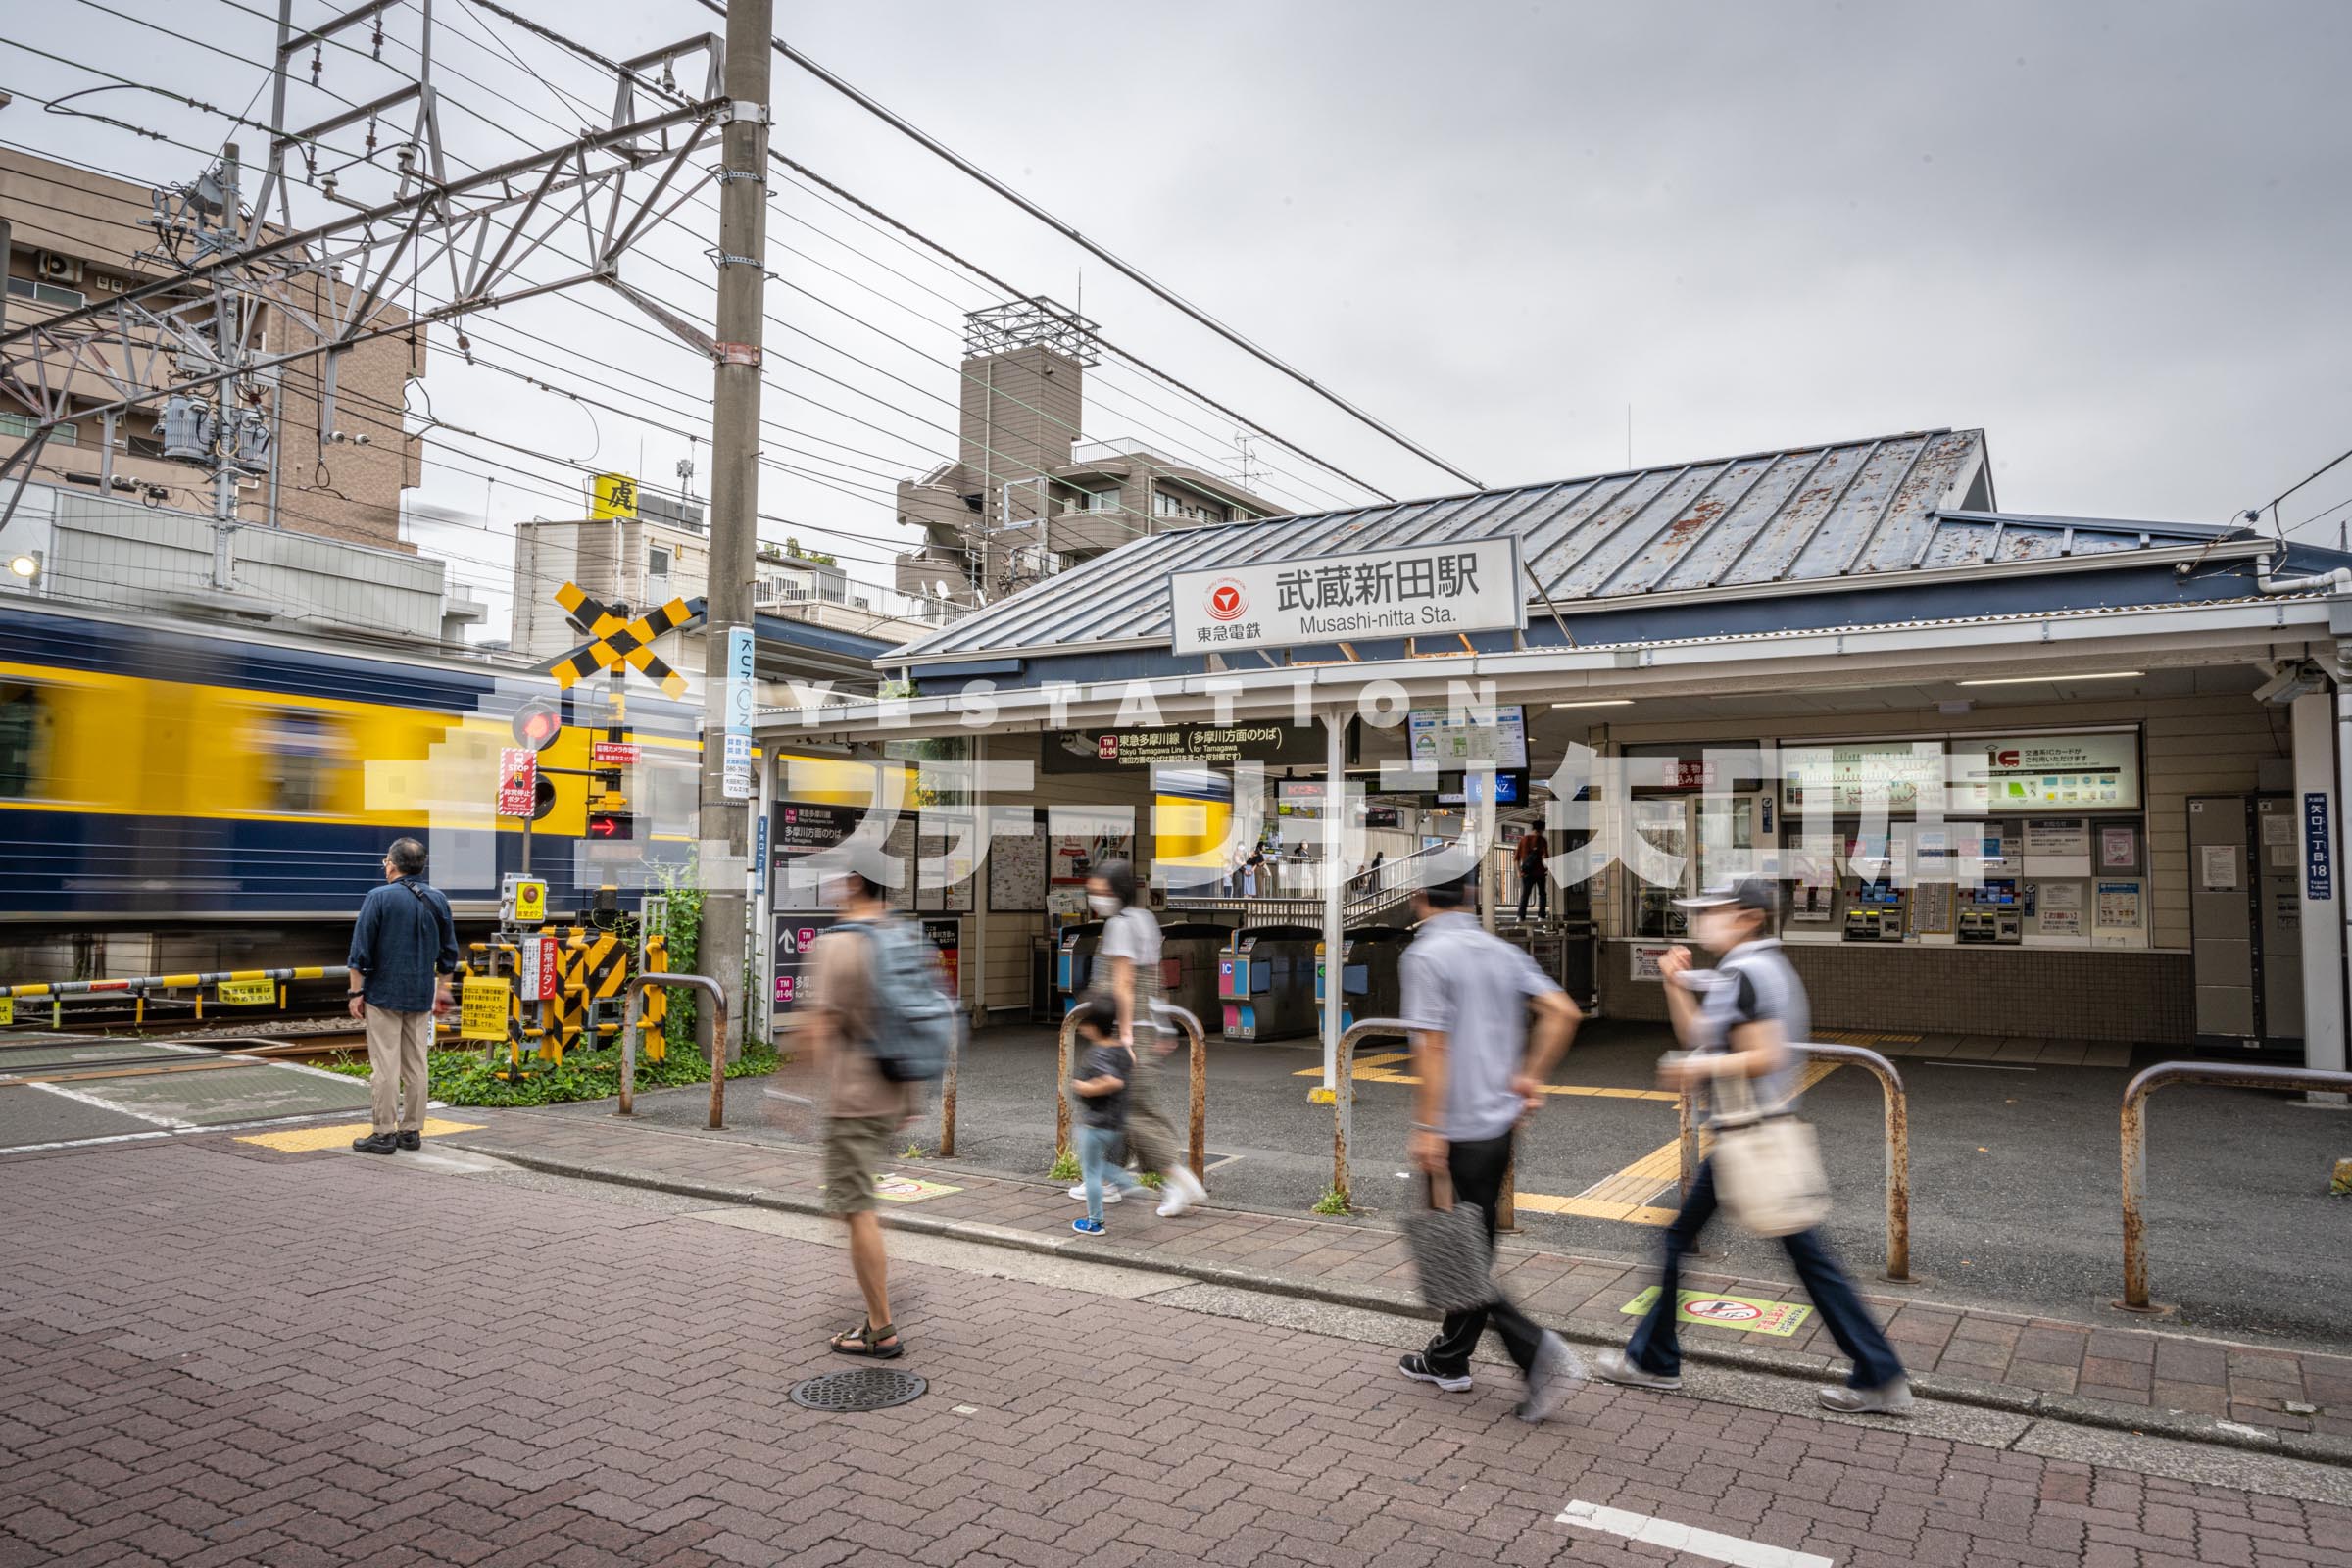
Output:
[2305, 791, 2333, 901]
[722, 625, 755, 801]
[754, 812, 768, 897]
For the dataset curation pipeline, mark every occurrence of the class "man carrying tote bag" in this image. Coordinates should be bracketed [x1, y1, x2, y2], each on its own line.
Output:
[1592, 878, 1913, 1415]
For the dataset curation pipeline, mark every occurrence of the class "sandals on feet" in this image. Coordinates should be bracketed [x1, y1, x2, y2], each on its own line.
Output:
[828, 1320, 904, 1359]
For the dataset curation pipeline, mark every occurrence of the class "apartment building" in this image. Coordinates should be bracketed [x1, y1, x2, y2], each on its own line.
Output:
[0, 148, 422, 550]
[894, 296, 1281, 610]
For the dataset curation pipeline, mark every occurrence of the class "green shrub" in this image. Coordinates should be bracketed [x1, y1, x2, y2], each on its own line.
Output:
[320, 1040, 779, 1108]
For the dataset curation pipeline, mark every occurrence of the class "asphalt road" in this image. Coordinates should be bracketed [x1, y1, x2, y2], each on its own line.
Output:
[569, 1016, 2352, 1348]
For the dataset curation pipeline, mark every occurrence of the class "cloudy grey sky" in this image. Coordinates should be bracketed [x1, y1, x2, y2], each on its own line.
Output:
[7, 1, 2349, 634]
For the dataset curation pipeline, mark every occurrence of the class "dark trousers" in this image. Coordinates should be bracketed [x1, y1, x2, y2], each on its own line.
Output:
[1422, 1131, 1547, 1377]
[1517, 872, 1548, 921]
[1625, 1156, 1906, 1391]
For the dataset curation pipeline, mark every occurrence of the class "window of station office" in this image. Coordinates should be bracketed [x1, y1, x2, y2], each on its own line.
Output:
[1622, 729, 2149, 950]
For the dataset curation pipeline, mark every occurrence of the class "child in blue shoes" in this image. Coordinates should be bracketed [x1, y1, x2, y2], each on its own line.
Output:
[1070, 1022, 1142, 1234]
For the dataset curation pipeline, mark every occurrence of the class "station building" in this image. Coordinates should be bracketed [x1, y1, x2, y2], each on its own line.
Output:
[752, 426, 2352, 1080]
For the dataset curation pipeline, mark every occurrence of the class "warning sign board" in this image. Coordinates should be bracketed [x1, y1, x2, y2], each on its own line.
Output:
[496, 748, 538, 817]
[873, 1173, 961, 1204]
[517, 934, 557, 1001]
[217, 978, 275, 1006]
[460, 976, 512, 1041]
[1619, 1288, 1813, 1337]
[0, 996, 16, 1025]
[590, 741, 642, 765]
[512, 879, 546, 925]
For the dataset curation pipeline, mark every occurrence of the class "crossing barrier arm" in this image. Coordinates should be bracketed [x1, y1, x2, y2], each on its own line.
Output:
[2119, 1061, 2352, 1311]
[1674, 1041, 1912, 1283]
[619, 973, 728, 1128]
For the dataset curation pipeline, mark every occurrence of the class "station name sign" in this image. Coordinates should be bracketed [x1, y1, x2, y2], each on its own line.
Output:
[1168, 535, 1525, 655]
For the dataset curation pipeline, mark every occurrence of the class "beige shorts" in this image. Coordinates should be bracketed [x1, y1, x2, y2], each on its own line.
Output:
[821, 1113, 899, 1215]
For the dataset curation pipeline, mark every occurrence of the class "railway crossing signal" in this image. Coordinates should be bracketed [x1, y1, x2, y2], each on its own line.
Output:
[511, 697, 564, 751]
[543, 583, 697, 700]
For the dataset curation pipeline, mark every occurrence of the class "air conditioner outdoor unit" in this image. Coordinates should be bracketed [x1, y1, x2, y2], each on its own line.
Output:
[36, 252, 84, 285]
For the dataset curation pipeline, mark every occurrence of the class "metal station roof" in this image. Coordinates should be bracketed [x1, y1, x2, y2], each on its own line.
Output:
[887, 427, 2277, 667]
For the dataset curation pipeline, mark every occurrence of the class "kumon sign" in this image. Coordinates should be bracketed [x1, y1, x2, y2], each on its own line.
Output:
[1167, 535, 1526, 656]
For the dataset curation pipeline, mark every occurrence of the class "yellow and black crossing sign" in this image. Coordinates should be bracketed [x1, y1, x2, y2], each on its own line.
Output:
[544, 583, 697, 700]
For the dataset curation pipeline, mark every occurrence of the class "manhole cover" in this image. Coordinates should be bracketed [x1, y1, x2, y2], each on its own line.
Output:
[788, 1367, 927, 1412]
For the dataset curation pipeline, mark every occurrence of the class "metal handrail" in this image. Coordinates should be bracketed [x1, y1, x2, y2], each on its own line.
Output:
[1055, 997, 1209, 1186]
[2119, 1060, 2352, 1311]
[619, 972, 728, 1129]
[1674, 1041, 1913, 1282]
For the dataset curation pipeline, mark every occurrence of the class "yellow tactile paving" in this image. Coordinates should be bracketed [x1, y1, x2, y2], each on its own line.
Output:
[235, 1117, 485, 1152]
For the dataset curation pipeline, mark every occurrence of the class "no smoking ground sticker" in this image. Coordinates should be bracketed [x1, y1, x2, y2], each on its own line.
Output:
[1619, 1287, 1813, 1337]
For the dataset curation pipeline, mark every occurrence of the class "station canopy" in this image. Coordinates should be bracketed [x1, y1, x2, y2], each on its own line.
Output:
[883, 427, 2311, 690]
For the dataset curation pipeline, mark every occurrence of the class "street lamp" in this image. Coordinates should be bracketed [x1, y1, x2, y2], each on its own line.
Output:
[7, 554, 38, 580]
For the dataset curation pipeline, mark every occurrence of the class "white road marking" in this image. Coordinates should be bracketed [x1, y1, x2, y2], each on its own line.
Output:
[1556, 1500, 1833, 1568]
[26, 1079, 194, 1128]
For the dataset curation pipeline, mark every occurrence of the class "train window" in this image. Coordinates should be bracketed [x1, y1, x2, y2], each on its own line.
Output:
[0, 682, 51, 797]
[255, 709, 350, 813]
[642, 754, 698, 837]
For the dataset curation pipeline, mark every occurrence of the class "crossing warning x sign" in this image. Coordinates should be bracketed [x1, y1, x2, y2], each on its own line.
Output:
[544, 583, 697, 699]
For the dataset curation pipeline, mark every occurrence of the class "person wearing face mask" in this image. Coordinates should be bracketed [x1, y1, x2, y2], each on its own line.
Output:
[1067, 858, 1209, 1218]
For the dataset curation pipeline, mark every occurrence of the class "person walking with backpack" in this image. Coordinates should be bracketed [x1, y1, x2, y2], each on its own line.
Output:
[345, 838, 458, 1155]
[1592, 878, 1912, 1414]
[1395, 872, 1587, 1422]
[806, 868, 955, 1360]
[1066, 859, 1207, 1217]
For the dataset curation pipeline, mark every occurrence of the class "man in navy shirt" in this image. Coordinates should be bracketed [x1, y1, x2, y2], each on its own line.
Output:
[346, 838, 459, 1154]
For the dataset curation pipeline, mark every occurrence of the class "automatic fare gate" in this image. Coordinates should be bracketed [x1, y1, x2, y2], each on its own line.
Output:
[1218, 925, 1321, 1040]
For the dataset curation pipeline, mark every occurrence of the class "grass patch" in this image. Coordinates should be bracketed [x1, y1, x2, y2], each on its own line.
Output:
[1047, 1149, 1080, 1184]
[319, 1041, 781, 1108]
[1311, 1187, 1351, 1216]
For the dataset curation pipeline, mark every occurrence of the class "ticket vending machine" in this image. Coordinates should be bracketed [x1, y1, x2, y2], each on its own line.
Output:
[1054, 920, 1106, 1018]
[1217, 924, 1321, 1040]
[1957, 879, 2024, 944]
[1315, 926, 1412, 1031]
[1839, 879, 1908, 942]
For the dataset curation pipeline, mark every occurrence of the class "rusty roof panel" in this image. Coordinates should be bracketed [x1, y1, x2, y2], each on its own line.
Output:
[1718, 443, 1876, 584]
[1787, 436, 1930, 579]
[1602, 455, 1780, 595]
[1524, 469, 1678, 584]
[1647, 452, 1820, 592]
[1920, 519, 1998, 569]
[1860, 430, 1982, 571]
[1553, 463, 1737, 599]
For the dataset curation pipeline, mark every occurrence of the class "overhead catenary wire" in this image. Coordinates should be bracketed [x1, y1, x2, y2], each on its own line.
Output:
[679, 0, 1482, 489]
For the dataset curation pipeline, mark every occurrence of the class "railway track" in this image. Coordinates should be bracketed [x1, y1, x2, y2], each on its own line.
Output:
[0, 1031, 367, 1088]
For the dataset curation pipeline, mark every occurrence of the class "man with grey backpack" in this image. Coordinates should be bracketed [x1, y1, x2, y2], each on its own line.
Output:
[805, 868, 955, 1360]
[1592, 878, 1911, 1414]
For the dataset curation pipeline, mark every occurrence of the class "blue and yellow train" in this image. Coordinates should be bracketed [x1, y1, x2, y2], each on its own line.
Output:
[0, 601, 703, 924]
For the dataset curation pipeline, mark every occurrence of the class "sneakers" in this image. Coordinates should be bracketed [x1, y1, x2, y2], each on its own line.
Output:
[1396, 1353, 1472, 1393]
[1818, 1377, 1914, 1415]
[1591, 1348, 1683, 1392]
[1071, 1218, 1105, 1235]
[396, 1131, 422, 1152]
[1515, 1332, 1588, 1424]
[1156, 1165, 1207, 1218]
[1066, 1184, 1122, 1203]
[350, 1132, 399, 1155]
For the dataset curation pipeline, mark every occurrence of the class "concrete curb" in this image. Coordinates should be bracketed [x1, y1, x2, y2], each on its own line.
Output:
[470, 1139, 2352, 1473]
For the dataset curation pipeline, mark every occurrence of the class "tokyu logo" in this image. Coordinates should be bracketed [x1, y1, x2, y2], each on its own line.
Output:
[1204, 578, 1248, 622]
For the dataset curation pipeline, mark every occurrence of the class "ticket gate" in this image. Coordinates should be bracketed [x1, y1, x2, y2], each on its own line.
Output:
[1157, 921, 1230, 1027]
[1315, 926, 1413, 1031]
[1217, 924, 1321, 1040]
[1054, 919, 1105, 1017]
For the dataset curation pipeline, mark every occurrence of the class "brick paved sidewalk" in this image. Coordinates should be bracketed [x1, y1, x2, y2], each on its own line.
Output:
[444, 1107, 2352, 1464]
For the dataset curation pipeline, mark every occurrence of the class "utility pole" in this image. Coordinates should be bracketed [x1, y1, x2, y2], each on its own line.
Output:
[696, 0, 773, 1061]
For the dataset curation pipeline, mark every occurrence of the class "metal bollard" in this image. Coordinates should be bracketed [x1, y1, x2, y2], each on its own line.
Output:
[1055, 998, 1207, 1183]
[1330, 1016, 1411, 1210]
[938, 1014, 961, 1157]
[1672, 1042, 1911, 1282]
[619, 973, 728, 1128]
[2119, 1061, 2352, 1311]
